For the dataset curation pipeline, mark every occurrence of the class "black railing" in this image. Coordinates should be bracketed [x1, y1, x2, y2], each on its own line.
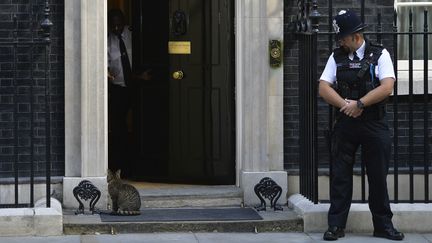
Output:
[298, 34, 319, 204]
[289, 0, 431, 204]
[0, 1, 52, 208]
[291, 0, 320, 204]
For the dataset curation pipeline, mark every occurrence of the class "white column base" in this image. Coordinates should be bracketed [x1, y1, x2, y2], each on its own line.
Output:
[62, 177, 108, 211]
[240, 171, 287, 207]
[288, 193, 432, 233]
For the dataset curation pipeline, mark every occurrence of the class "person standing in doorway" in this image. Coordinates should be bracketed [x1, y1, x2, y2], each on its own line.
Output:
[108, 9, 150, 173]
[319, 10, 404, 241]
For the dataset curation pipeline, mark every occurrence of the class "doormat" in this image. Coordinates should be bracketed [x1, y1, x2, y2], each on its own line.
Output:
[100, 208, 262, 222]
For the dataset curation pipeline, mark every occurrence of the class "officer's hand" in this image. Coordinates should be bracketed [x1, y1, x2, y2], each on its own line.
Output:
[108, 70, 115, 81]
[340, 99, 363, 118]
[138, 70, 152, 81]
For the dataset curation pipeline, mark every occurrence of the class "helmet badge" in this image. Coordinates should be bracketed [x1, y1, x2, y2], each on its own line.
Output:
[332, 19, 340, 34]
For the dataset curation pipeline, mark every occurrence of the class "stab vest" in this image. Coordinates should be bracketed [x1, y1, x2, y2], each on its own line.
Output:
[334, 40, 386, 120]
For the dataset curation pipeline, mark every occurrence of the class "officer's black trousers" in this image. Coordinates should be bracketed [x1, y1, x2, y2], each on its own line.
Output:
[328, 116, 394, 231]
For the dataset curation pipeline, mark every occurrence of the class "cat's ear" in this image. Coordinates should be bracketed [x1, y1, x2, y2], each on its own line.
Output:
[115, 169, 121, 178]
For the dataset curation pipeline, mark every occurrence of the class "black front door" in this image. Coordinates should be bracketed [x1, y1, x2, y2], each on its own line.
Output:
[131, 0, 234, 184]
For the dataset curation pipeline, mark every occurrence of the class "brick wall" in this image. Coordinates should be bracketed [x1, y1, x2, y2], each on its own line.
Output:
[0, 0, 64, 178]
[284, 0, 432, 170]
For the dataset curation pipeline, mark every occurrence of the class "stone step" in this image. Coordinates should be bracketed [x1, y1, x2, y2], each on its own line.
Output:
[63, 206, 303, 235]
[137, 185, 243, 208]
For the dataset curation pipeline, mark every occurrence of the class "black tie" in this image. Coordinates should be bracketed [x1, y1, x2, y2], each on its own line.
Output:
[117, 34, 132, 86]
[353, 51, 360, 61]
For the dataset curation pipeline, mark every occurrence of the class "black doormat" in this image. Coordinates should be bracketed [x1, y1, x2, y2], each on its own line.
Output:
[100, 208, 262, 222]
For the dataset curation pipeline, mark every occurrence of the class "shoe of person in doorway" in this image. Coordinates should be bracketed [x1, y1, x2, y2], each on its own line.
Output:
[323, 226, 345, 241]
[373, 227, 405, 241]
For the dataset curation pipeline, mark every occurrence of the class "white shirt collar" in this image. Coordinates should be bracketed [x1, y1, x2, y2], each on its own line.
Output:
[351, 40, 366, 60]
[109, 26, 130, 38]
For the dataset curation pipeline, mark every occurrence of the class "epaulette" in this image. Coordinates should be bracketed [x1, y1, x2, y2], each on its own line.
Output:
[365, 41, 384, 63]
[369, 42, 383, 48]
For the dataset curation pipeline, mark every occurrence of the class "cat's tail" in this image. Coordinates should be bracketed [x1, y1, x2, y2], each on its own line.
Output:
[115, 210, 141, 216]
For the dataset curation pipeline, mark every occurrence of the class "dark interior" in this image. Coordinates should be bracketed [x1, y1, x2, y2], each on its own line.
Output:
[108, 0, 235, 185]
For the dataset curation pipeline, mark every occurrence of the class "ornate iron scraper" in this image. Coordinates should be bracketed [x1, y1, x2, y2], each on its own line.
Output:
[254, 177, 283, 211]
[73, 180, 101, 214]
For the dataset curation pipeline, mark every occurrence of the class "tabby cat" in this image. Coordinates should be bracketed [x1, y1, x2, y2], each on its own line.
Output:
[107, 169, 141, 215]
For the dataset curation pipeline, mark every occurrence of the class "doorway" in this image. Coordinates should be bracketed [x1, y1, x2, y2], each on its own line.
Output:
[107, 0, 235, 185]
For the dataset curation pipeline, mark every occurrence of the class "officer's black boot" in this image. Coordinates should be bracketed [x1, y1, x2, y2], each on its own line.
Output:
[323, 226, 345, 241]
[373, 228, 404, 241]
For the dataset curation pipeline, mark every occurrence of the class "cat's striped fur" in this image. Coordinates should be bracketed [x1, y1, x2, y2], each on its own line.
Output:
[107, 169, 141, 215]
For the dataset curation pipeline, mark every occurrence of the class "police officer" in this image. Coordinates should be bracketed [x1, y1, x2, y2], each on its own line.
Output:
[107, 9, 151, 174]
[319, 10, 404, 241]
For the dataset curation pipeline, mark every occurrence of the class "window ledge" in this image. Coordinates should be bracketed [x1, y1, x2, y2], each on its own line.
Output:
[394, 60, 432, 95]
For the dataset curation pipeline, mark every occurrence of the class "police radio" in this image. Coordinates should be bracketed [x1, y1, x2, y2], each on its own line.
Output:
[356, 53, 374, 80]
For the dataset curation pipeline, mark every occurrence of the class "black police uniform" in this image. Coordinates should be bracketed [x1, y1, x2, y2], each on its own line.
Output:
[328, 40, 395, 232]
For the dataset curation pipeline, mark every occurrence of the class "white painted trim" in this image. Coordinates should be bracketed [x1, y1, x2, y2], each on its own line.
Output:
[64, 0, 108, 178]
[396, 2, 432, 7]
[235, 0, 243, 187]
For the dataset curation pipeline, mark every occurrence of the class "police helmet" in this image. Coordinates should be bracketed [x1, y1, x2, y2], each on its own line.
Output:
[333, 10, 367, 40]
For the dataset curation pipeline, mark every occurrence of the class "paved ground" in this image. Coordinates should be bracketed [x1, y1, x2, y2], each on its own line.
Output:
[0, 233, 430, 243]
